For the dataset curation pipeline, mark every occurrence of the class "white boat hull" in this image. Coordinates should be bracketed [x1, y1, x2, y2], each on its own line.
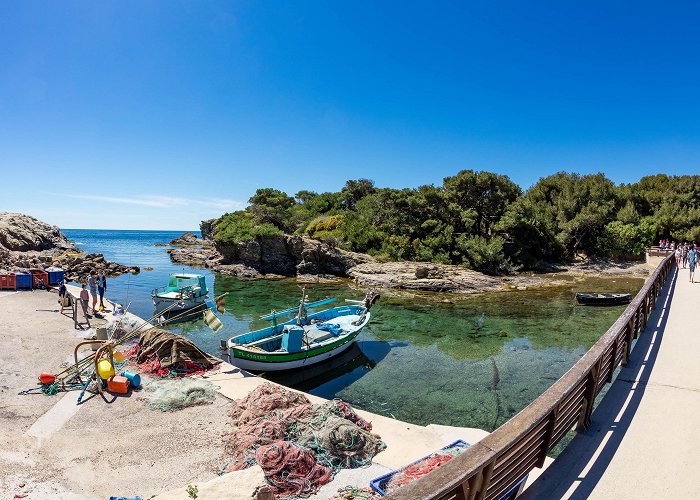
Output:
[231, 335, 358, 372]
[152, 295, 207, 313]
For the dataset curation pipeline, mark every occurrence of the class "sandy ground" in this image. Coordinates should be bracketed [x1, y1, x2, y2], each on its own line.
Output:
[0, 289, 230, 499]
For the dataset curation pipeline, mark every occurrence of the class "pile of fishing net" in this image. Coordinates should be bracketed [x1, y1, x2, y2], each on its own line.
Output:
[223, 383, 386, 498]
[126, 328, 221, 376]
[144, 377, 219, 411]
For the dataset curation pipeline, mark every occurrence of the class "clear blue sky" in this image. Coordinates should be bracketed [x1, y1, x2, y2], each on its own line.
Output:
[2, 1, 699, 230]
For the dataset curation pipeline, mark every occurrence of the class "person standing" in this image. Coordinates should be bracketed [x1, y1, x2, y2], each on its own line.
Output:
[688, 245, 698, 283]
[97, 270, 107, 310]
[80, 283, 90, 316]
[87, 271, 98, 314]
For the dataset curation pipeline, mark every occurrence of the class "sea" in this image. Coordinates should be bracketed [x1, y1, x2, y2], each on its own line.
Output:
[62, 228, 643, 433]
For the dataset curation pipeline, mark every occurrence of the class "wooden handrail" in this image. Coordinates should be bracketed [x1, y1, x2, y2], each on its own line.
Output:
[386, 254, 675, 500]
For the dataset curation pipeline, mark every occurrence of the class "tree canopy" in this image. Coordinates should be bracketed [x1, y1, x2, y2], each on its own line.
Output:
[213, 171, 700, 274]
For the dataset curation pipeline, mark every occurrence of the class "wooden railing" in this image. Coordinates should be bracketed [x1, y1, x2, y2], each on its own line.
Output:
[386, 254, 675, 500]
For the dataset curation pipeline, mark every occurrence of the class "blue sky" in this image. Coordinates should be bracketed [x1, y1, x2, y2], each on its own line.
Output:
[1, 1, 699, 230]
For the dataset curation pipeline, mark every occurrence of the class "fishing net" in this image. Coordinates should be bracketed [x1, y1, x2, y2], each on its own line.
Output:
[144, 377, 218, 411]
[106, 315, 141, 339]
[383, 445, 467, 494]
[291, 412, 386, 470]
[225, 415, 288, 471]
[128, 328, 221, 376]
[222, 383, 386, 498]
[229, 382, 312, 425]
[328, 486, 380, 500]
[255, 441, 332, 498]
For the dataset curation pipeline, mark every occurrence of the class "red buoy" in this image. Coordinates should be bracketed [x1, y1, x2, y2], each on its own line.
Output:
[39, 372, 56, 385]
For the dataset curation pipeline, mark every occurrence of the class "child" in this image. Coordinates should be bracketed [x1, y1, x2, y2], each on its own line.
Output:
[80, 283, 90, 316]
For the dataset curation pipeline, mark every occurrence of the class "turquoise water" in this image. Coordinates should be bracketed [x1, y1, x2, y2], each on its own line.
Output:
[62, 229, 643, 431]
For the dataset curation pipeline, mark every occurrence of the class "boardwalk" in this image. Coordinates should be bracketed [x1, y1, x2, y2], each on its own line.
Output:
[522, 267, 700, 499]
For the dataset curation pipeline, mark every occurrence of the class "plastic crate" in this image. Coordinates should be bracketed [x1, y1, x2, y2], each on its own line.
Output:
[13, 271, 32, 289]
[370, 440, 471, 496]
[0, 273, 16, 290]
[29, 269, 49, 288]
[47, 269, 65, 285]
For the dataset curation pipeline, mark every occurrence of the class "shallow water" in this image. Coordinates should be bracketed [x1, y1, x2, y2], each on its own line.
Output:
[63, 229, 643, 431]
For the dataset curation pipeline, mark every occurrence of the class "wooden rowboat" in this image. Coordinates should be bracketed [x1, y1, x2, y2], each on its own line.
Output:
[575, 292, 631, 306]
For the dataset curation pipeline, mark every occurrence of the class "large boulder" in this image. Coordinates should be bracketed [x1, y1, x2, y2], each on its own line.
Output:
[0, 212, 75, 252]
[169, 232, 203, 246]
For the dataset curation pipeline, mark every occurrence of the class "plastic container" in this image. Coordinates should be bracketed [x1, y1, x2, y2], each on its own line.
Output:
[370, 440, 471, 496]
[0, 273, 16, 290]
[121, 371, 141, 389]
[97, 359, 115, 380]
[107, 375, 130, 394]
[13, 271, 32, 290]
[29, 269, 49, 288]
[47, 268, 65, 286]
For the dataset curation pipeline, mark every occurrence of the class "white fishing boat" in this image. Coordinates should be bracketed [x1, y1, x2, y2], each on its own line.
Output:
[151, 273, 208, 313]
[224, 288, 379, 372]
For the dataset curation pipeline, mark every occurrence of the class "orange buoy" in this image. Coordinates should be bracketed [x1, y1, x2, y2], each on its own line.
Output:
[39, 372, 56, 385]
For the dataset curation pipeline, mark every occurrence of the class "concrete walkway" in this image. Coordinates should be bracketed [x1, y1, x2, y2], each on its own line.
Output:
[522, 267, 700, 499]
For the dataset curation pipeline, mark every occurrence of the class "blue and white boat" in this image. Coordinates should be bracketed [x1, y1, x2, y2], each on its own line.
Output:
[151, 273, 208, 313]
[224, 288, 379, 372]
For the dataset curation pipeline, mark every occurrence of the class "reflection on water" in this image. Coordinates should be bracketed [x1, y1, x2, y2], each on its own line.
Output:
[63, 229, 644, 432]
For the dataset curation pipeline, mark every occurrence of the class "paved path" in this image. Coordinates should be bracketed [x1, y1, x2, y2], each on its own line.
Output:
[522, 266, 700, 499]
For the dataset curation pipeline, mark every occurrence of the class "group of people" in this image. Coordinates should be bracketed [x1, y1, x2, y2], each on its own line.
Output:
[79, 270, 108, 316]
[669, 241, 699, 283]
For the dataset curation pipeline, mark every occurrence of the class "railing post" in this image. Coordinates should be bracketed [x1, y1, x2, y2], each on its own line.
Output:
[622, 321, 634, 366]
[475, 461, 496, 500]
[608, 335, 619, 383]
[539, 408, 559, 467]
[577, 358, 602, 431]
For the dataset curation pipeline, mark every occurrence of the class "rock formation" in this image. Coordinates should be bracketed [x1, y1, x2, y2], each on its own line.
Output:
[0, 212, 74, 252]
[169, 232, 206, 246]
[0, 212, 139, 282]
[348, 261, 504, 293]
[168, 233, 372, 279]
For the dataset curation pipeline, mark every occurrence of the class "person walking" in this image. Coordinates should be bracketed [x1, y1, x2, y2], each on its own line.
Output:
[97, 270, 107, 311]
[688, 245, 698, 283]
[674, 246, 682, 268]
[87, 271, 98, 314]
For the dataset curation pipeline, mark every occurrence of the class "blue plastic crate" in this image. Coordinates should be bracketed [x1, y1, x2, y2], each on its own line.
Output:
[370, 440, 470, 496]
[13, 271, 32, 290]
[47, 269, 64, 286]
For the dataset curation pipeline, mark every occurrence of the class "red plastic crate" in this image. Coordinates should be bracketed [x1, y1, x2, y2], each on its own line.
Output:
[29, 269, 50, 288]
[0, 273, 16, 290]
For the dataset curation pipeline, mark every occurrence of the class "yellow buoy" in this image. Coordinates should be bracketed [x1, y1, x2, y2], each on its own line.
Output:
[97, 359, 115, 380]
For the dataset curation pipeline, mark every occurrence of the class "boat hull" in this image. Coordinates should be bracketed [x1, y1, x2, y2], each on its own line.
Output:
[152, 295, 207, 313]
[575, 293, 631, 306]
[231, 329, 361, 371]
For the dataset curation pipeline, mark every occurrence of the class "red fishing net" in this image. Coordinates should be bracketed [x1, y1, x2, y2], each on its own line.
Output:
[255, 441, 332, 497]
[386, 454, 455, 493]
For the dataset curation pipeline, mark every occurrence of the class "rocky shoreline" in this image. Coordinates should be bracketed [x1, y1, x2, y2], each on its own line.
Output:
[0, 212, 139, 282]
[166, 221, 650, 294]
